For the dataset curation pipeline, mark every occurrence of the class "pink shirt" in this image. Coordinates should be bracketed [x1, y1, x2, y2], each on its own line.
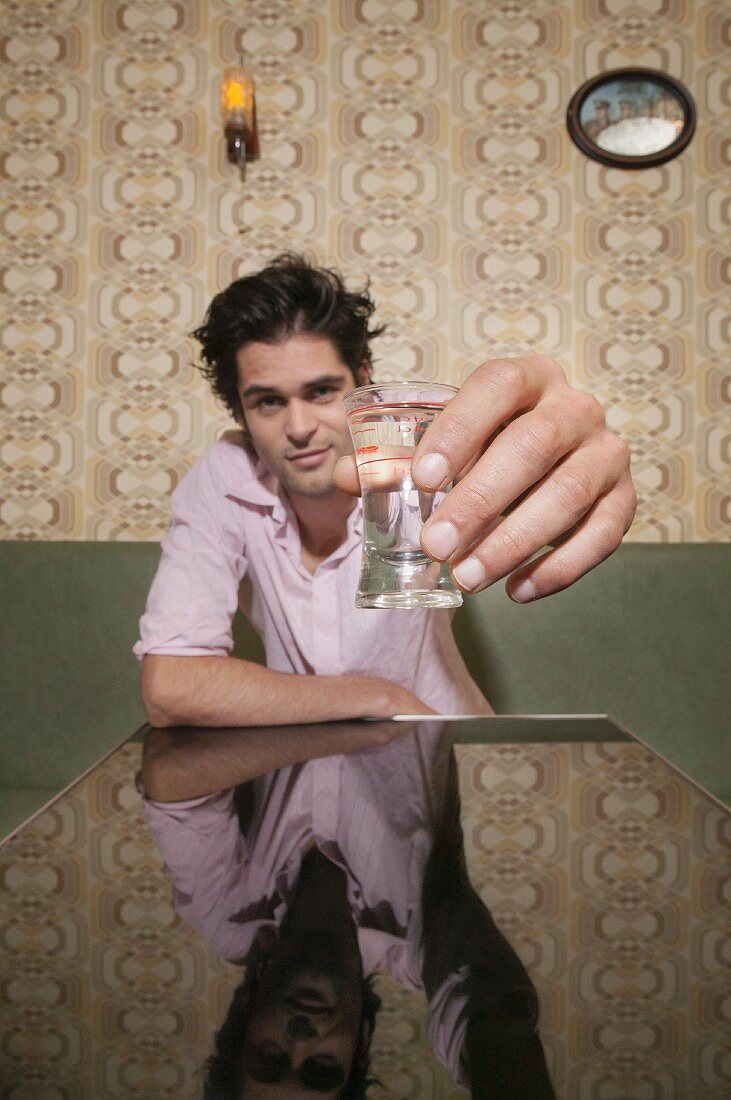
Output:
[134, 431, 491, 716]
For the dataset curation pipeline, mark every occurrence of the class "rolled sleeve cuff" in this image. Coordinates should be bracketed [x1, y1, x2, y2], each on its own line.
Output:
[133, 641, 230, 661]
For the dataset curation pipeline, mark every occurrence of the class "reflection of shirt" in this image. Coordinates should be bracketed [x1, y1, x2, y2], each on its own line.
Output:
[133, 432, 491, 715]
[142, 728, 471, 1085]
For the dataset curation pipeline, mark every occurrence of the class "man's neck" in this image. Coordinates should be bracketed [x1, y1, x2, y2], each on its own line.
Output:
[286, 488, 357, 568]
[278, 848, 361, 976]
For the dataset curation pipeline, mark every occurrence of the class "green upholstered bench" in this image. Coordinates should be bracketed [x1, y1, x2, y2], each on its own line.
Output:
[1, 540, 728, 839]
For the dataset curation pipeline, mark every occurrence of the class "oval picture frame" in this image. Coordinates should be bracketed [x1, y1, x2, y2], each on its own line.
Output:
[566, 68, 696, 169]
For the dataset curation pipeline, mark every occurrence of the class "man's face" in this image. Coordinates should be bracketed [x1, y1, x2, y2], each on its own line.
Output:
[235, 336, 367, 500]
[240, 960, 366, 1098]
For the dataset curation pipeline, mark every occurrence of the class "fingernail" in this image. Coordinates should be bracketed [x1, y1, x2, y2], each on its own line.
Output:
[422, 520, 460, 561]
[452, 556, 485, 592]
[412, 452, 450, 490]
[510, 578, 537, 603]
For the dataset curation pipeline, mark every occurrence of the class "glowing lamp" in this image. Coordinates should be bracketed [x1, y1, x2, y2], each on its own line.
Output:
[220, 64, 260, 178]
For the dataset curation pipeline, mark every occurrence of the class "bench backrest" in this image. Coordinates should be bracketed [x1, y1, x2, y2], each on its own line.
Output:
[0, 541, 727, 799]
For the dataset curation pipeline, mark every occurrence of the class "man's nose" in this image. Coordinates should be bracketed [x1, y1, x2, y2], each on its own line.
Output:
[285, 399, 317, 441]
[287, 1014, 318, 1041]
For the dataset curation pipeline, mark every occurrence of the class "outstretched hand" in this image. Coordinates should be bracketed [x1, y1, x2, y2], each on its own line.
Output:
[334, 355, 636, 602]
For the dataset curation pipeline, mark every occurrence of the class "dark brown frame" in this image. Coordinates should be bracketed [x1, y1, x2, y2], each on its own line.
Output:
[566, 68, 696, 169]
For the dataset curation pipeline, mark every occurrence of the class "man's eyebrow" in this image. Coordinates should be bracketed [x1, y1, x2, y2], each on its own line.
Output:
[241, 375, 348, 400]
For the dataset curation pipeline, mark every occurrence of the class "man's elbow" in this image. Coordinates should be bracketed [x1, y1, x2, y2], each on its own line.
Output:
[141, 656, 185, 728]
[141, 729, 186, 800]
[142, 700, 176, 729]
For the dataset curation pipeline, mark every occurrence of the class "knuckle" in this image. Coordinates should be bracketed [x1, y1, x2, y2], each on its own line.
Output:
[592, 512, 626, 550]
[495, 522, 533, 563]
[516, 412, 562, 464]
[601, 431, 634, 477]
[615, 434, 633, 470]
[574, 391, 606, 427]
[550, 466, 595, 515]
[532, 353, 565, 381]
[454, 477, 496, 518]
[486, 358, 528, 399]
[622, 481, 639, 527]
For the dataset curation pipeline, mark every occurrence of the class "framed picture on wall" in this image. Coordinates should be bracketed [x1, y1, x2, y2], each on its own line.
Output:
[566, 68, 696, 168]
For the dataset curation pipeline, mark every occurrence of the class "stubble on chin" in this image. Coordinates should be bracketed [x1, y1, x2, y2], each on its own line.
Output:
[277, 456, 343, 500]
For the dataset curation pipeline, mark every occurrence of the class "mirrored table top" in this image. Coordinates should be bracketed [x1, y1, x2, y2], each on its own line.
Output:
[0, 716, 728, 1099]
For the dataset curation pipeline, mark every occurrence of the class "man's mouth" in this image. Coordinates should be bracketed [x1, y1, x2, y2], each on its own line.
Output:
[287, 447, 331, 469]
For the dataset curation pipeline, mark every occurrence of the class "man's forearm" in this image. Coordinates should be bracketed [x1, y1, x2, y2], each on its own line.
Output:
[141, 653, 429, 729]
[141, 718, 416, 802]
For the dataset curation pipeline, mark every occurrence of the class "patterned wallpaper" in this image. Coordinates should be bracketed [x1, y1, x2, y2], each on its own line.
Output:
[0, 0, 728, 541]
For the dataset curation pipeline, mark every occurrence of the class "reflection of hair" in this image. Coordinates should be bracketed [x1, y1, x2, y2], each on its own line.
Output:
[192, 253, 385, 420]
[202, 971, 382, 1099]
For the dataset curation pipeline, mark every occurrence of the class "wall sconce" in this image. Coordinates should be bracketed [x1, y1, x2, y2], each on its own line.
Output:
[220, 61, 260, 180]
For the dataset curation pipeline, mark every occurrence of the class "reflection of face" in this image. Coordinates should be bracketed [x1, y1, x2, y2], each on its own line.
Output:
[241, 958, 365, 1098]
[236, 337, 367, 501]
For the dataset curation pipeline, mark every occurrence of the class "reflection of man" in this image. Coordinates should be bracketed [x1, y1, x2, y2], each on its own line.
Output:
[584, 99, 611, 139]
[206, 846, 377, 1098]
[135, 254, 635, 726]
[140, 720, 556, 1097]
[142, 720, 400, 1097]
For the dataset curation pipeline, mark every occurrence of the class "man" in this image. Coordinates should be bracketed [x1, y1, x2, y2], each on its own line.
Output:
[135, 254, 635, 725]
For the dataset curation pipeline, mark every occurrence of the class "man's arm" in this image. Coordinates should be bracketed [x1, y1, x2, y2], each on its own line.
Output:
[141, 717, 416, 802]
[141, 653, 434, 729]
[334, 355, 637, 602]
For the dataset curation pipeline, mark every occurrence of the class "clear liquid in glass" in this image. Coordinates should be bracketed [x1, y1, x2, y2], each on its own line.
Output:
[349, 403, 446, 567]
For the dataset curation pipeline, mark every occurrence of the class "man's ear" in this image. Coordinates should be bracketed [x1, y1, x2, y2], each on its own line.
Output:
[355, 363, 372, 388]
[233, 407, 258, 457]
[355, 1018, 373, 1070]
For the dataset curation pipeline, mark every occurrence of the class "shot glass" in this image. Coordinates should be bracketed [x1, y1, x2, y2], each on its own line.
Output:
[343, 381, 463, 609]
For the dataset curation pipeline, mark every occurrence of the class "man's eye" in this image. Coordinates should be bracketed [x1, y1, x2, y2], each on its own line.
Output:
[256, 396, 284, 410]
[310, 386, 336, 401]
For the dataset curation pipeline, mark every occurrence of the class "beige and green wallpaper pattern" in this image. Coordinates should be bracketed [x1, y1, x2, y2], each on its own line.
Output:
[1, 0, 728, 541]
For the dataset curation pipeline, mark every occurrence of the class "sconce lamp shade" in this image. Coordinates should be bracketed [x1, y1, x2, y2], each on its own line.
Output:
[220, 64, 260, 175]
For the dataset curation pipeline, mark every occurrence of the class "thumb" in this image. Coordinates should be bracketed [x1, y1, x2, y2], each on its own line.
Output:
[333, 454, 361, 496]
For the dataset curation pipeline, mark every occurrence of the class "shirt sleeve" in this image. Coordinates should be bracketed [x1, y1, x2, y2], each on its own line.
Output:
[141, 789, 262, 960]
[134, 445, 247, 659]
[426, 967, 471, 1091]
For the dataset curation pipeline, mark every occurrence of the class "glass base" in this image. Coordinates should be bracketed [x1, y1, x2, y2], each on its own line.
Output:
[355, 550, 463, 610]
[356, 590, 463, 609]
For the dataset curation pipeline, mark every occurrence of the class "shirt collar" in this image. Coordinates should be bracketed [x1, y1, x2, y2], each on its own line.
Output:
[219, 430, 288, 524]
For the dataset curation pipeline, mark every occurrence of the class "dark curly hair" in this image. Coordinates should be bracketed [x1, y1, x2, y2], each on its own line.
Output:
[192, 253, 386, 420]
[202, 970, 382, 1099]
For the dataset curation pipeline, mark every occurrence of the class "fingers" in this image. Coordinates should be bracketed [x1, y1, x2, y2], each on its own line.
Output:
[424, 429, 635, 597]
[419, 397, 607, 564]
[450, 467, 636, 599]
[411, 357, 563, 492]
[353, 446, 414, 490]
[504, 476, 637, 601]
[332, 454, 361, 496]
[333, 449, 415, 495]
